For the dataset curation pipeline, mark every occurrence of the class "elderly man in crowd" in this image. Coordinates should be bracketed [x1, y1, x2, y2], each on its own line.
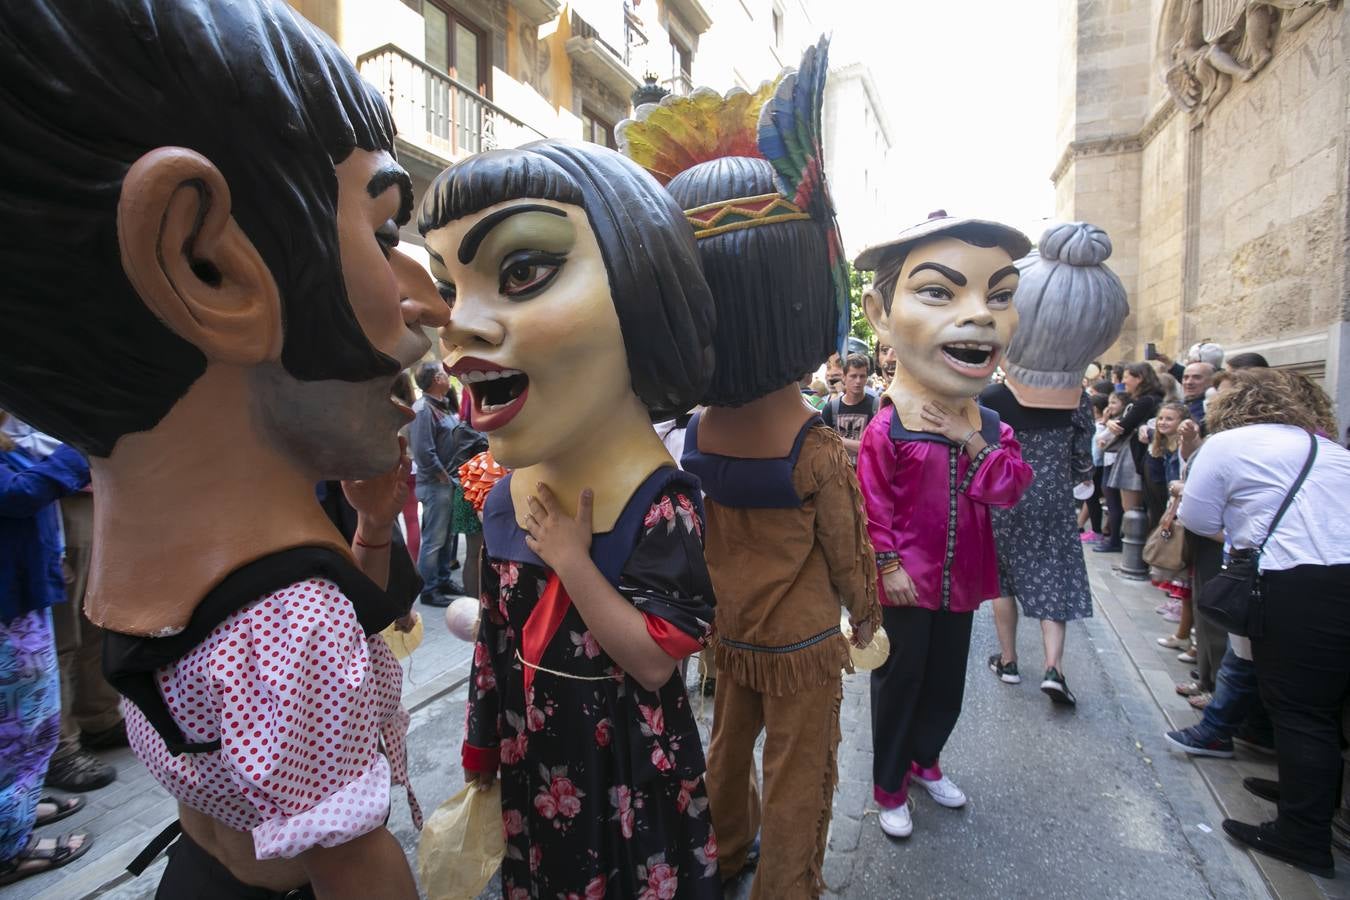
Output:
[1181, 361, 1215, 427]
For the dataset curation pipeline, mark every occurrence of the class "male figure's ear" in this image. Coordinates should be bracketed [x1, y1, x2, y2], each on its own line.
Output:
[862, 284, 889, 342]
[117, 147, 282, 365]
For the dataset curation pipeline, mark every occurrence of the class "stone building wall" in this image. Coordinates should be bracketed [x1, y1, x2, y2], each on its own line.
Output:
[1135, 109, 1186, 355]
[1188, 10, 1345, 351]
[1054, 0, 1349, 424]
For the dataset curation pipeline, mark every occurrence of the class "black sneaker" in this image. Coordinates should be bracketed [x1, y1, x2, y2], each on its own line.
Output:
[988, 654, 1021, 684]
[1222, 819, 1335, 879]
[1040, 667, 1077, 705]
[1242, 777, 1279, 803]
[44, 750, 116, 792]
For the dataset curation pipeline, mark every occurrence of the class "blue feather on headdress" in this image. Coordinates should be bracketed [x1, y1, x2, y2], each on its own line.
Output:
[757, 35, 850, 355]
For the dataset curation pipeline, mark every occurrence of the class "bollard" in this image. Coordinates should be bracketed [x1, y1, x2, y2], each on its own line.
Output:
[1118, 506, 1150, 580]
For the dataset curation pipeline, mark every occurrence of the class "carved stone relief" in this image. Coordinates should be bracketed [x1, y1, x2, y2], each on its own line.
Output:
[1157, 0, 1340, 126]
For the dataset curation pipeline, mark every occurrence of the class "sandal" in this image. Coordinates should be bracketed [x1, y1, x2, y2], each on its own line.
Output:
[1175, 680, 1204, 697]
[0, 832, 93, 885]
[1188, 692, 1212, 710]
[35, 795, 84, 827]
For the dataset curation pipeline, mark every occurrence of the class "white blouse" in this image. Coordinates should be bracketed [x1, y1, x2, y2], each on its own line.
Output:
[1179, 424, 1350, 572]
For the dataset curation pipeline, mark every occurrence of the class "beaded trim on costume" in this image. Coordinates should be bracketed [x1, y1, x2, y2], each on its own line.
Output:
[684, 192, 810, 239]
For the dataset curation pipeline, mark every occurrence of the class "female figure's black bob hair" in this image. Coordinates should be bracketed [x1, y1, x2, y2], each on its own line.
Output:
[0, 0, 404, 457]
[419, 141, 715, 421]
[664, 156, 834, 406]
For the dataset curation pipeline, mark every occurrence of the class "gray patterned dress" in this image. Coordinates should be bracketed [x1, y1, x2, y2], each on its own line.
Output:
[981, 385, 1095, 622]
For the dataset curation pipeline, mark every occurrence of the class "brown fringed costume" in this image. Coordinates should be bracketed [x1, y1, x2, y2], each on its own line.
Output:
[685, 420, 880, 894]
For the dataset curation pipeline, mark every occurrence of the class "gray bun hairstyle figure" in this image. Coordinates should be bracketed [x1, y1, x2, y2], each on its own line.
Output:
[1003, 222, 1129, 409]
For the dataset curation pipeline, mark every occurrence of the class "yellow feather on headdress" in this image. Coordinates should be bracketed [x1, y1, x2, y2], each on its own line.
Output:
[615, 81, 777, 185]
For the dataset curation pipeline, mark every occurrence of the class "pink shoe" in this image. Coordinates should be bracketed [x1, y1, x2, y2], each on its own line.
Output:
[1079, 530, 1099, 543]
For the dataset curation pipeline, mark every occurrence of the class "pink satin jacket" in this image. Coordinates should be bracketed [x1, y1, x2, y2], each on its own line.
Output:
[857, 403, 1033, 612]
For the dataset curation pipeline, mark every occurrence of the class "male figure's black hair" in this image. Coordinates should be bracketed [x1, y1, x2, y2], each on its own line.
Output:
[665, 156, 833, 406]
[0, 0, 401, 456]
[419, 142, 715, 421]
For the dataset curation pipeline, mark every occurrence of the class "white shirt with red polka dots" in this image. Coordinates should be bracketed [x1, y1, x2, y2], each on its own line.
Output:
[124, 578, 421, 860]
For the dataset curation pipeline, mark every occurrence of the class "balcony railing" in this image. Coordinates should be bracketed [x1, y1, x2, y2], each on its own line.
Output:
[357, 44, 545, 163]
[663, 73, 695, 97]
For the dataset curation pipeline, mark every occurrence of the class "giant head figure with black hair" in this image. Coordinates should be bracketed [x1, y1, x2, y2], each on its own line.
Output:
[419, 141, 715, 531]
[856, 213, 1031, 433]
[617, 37, 851, 465]
[0, 0, 448, 634]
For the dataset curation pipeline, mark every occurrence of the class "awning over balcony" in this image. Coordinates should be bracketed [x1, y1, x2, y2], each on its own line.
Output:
[565, 25, 639, 97]
[665, 0, 711, 35]
[514, 0, 562, 27]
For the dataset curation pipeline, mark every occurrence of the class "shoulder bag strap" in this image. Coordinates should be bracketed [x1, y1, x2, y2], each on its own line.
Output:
[1256, 431, 1318, 556]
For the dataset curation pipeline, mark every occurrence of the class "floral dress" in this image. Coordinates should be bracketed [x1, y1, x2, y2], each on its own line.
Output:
[464, 468, 722, 899]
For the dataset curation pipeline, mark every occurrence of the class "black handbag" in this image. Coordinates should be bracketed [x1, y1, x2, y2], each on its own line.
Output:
[1196, 431, 1318, 638]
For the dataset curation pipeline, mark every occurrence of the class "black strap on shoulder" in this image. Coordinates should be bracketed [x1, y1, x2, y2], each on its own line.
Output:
[1257, 431, 1318, 556]
[103, 546, 403, 756]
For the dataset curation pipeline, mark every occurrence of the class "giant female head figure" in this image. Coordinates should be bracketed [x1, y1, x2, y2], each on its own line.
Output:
[618, 37, 850, 407]
[1003, 222, 1128, 409]
[419, 141, 715, 471]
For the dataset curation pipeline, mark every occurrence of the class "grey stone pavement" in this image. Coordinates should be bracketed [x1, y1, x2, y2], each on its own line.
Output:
[9, 546, 1349, 899]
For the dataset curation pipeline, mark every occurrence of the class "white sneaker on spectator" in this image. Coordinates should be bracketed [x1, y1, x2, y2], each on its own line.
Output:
[879, 801, 913, 838]
[911, 773, 968, 808]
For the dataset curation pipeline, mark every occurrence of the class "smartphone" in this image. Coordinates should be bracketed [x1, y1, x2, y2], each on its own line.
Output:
[1144, 342, 1157, 361]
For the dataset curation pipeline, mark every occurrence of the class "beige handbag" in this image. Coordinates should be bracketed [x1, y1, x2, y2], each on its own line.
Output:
[1142, 497, 1189, 573]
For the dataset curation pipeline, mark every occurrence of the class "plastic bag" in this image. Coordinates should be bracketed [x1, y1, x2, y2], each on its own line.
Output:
[379, 612, 424, 661]
[418, 782, 505, 900]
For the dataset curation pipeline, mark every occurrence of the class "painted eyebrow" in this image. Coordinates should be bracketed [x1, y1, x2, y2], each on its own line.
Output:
[458, 204, 567, 265]
[988, 265, 1019, 289]
[367, 165, 414, 227]
[907, 262, 966, 286]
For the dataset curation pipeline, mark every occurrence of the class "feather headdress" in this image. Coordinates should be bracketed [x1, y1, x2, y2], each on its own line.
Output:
[617, 36, 850, 355]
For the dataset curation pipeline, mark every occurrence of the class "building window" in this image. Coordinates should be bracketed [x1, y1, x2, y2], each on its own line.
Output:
[771, 7, 783, 47]
[582, 110, 617, 149]
[670, 35, 693, 94]
[424, 1, 489, 97]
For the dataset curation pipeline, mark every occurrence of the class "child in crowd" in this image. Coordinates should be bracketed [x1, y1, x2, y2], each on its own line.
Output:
[1095, 392, 1127, 551]
[1151, 403, 1198, 666]
[1079, 392, 1112, 541]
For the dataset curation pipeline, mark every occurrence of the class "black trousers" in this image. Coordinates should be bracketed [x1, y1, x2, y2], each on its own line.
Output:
[1189, 535, 1227, 690]
[1252, 564, 1350, 852]
[1102, 484, 1123, 549]
[156, 830, 315, 900]
[870, 606, 973, 803]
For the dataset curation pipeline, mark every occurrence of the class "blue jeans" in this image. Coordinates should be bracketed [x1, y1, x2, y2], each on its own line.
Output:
[415, 481, 456, 596]
[1192, 646, 1259, 743]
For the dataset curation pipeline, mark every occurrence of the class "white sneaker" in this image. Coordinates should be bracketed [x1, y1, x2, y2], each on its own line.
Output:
[878, 801, 913, 838]
[911, 773, 967, 809]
